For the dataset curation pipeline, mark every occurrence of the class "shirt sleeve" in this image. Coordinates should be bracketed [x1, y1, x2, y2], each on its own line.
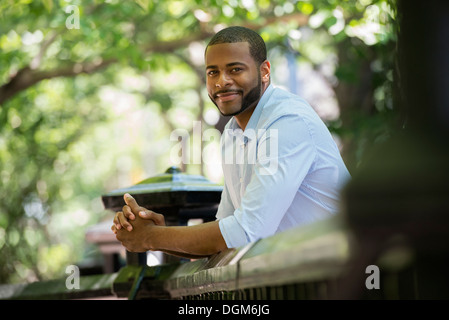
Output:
[215, 181, 234, 220]
[216, 180, 251, 248]
[218, 113, 317, 248]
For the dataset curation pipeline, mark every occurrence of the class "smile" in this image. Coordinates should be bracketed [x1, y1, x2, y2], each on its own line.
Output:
[214, 91, 241, 102]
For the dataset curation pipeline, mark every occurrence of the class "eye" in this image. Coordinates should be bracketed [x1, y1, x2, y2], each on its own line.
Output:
[207, 70, 218, 77]
[231, 67, 243, 73]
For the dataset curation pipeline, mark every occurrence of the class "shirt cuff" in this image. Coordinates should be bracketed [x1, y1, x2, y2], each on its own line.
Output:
[218, 215, 250, 248]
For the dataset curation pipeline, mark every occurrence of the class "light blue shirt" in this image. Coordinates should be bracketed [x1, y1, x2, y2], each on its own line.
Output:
[216, 84, 351, 248]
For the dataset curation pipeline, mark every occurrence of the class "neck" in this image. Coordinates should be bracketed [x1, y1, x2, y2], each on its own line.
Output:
[234, 104, 256, 131]
[234, 83, 269, 130]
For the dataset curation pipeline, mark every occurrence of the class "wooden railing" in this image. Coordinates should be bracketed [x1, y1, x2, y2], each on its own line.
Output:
[1, 213, 448, 300]
[109, 214, 428, 300]
[160, 215, 350, 300]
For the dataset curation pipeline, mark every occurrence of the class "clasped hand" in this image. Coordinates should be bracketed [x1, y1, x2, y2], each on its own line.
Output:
[111, 193, 165, 252]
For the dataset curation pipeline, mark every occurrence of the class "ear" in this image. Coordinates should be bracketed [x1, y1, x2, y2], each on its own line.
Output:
[260, 60, 271, 84]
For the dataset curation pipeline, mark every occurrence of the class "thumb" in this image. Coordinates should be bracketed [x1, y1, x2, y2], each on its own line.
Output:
[124, 193, 142, 213]
[139, 210, 154, 219]
[123, 193, 135, 205]
[139, 210, 165, 225]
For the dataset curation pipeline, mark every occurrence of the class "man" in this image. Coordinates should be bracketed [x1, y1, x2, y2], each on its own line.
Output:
[112, 26, 351, 258]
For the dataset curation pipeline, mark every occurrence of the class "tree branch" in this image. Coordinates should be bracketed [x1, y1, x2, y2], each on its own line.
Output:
[30, 31, 60, 70]
[0, 11, 308, 106]
[0, 58, 116, 106]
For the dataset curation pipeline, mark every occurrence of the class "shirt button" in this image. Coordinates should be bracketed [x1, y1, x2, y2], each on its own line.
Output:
[240, 178, 243, 183]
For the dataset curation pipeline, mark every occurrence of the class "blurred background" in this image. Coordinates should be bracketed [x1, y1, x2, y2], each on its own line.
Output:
[0, 0, 398, 284]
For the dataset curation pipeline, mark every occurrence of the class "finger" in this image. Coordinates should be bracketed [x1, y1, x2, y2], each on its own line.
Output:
[117, 211, 133, 231]
[111, 224, 117, 234]
[113, 213, 121, 230]
[122, 205, 135, 220]
[139, 210, 165, 225]
[123, 193, 143, 215]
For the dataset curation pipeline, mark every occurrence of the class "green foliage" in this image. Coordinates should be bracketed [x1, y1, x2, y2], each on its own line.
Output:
[0, 0, 398, 283]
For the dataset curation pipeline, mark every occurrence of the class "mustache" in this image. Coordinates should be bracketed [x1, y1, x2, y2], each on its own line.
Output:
[213, 89, 243, 99]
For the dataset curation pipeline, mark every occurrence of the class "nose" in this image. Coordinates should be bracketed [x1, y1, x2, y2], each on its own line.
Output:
[216, 72, 233, 88]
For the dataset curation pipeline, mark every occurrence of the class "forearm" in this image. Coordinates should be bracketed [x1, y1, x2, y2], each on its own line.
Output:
[146, 221, 228, 257]
[158, 249, 212, 260]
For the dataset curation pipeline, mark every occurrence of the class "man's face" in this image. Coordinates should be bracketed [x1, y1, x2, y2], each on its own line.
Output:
[205, 42, 262, 117]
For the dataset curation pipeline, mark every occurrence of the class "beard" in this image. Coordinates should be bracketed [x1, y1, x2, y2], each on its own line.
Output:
[209, 73, 262, 117]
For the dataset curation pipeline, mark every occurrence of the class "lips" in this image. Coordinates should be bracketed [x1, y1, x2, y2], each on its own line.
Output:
[214, 90, 241, 102]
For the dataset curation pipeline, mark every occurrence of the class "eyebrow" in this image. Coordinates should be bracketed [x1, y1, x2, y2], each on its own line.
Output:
[206, 62, 248, 70]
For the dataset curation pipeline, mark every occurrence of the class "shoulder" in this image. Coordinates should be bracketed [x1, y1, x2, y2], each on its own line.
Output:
[258, 86, 321, 130]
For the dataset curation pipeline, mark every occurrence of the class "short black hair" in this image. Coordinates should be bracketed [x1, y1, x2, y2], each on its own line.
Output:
[206, 26, 267, 65]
